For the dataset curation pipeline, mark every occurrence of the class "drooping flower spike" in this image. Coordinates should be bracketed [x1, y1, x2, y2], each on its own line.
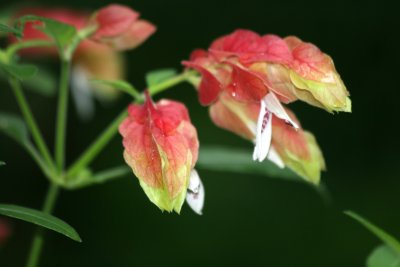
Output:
[119, 92, 203, 213]
[183, 29, 345, 183]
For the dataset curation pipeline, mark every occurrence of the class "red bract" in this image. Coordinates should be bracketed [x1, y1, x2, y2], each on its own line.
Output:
[119, 93, 199, 213]
[183, 29, 351, 112]
[90, 4, 156, 51]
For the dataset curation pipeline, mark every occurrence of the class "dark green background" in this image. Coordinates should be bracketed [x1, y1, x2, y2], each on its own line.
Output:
[1, 0, 399, 266]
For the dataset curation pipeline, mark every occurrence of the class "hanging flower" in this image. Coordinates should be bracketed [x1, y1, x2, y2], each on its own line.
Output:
[119, 93, 201, 213]
[182, 29, 342, 182]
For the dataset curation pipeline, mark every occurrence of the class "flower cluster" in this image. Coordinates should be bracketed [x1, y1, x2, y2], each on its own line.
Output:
[183, 29, 351, 183]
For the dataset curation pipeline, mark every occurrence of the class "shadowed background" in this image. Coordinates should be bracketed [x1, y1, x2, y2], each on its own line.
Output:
[0, 0, 399, 266]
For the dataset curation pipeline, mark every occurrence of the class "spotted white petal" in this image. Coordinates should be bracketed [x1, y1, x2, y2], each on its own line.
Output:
[186, 169, 204, 215]
[267, 146, 285, 169]
[71, 65, 95, 121]
[253, 99, 273, 162]
[264, 92, 299, 129]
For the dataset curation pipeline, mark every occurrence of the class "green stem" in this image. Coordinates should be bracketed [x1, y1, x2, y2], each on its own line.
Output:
[148, 70, 196, 95]
[65, 70, 195, 180]
[6, 40, 53, 59]
[25, 183, 60, 267]
[55, 60, 71, 172]
[66, 109, 128, 179]
[9, 78, 55, 170]
[68, 165, 131, 189]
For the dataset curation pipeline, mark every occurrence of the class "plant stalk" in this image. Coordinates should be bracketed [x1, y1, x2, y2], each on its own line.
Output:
[9, 78, 55, 170]
[66, 109, 128, 179]
[54, 60, 71, 172]
[25, 183, 60, 267]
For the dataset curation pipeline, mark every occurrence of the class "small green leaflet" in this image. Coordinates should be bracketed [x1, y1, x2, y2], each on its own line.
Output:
[197, 146, 298, 180]
[367, 245, 400, 267]
[0, 112, 30, 147]
[67, 166, 131, 189]
[0, 161, 5, 166]
[146, 68, 177, 87]
[23, 67, 57, 96]
[0, 23, 23, 37]
[0, 204, 81, 242]
[91, 79, 140, 99]
[0, 66, 56, 96]
[0, 62, 38, 80]
[15, 15, 77, 52]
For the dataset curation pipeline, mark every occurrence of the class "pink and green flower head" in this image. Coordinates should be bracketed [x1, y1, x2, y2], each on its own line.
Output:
[119, 92, 201, 213]
[183, 29, 343, 183]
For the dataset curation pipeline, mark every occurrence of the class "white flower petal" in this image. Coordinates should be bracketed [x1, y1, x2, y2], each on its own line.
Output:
[71, 65, 95, 121]
[267, 146, 285, 169]
[253, 100, 273, 162]
[264, 92, 299, 129]
[186, 169, 204, 215]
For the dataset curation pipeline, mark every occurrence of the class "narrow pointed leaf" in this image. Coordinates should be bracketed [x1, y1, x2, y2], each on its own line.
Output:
[0, 23, 23, 37]
[367, 245, 400, 267]
[0, 113, 29, 146]
[345, 211, 400, 254]
[197, 146, 298, 180]
[0, 62, 38, 80]
[145, 68, 177, 87]
[91, 79, 140, 99]
[0, 204, 81, 242]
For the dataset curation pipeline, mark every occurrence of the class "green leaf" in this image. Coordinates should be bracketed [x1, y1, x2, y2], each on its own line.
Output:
[345, 211, 400, 254]
[0, 62, 38, 80]
[197, 146, 299, 180]
[0, 112, 29, 146]
[23, 67, 57, 96]
[0, 23, 22, 37]
[69, 166, 131, 189]
[367, 245, 400, 267]
[146, 68, 177, 87]
[0, 204, 81, 242]
[0, 161, 5, 166]
[91, 79, 140, 99]
[15, 15, 77, 51]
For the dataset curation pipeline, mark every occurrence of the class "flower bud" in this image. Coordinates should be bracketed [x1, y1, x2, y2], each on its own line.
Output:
[119, 94, 199, 213]
[90, 4, 156, 51]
